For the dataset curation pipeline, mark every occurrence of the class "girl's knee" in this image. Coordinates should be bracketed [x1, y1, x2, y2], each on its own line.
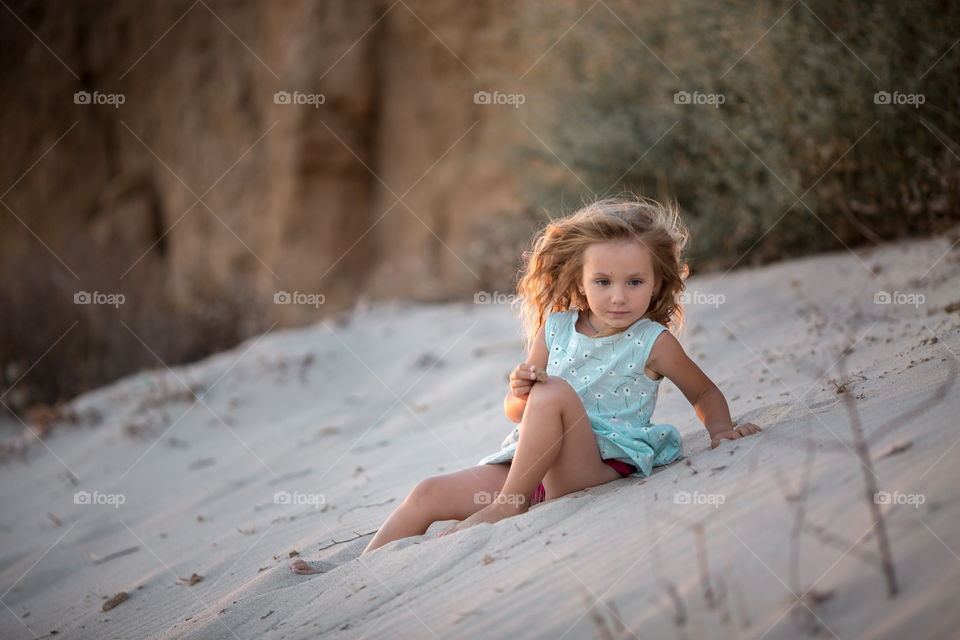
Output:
[406, 475, 446, 508]
[528, 375, 576, 402]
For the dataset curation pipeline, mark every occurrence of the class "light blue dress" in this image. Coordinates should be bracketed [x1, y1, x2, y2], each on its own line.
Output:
[476, 309, 684, 477]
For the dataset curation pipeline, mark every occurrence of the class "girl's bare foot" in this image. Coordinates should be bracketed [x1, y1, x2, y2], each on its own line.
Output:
[289, 558, 332, 575]
[437, 499, 528, 537]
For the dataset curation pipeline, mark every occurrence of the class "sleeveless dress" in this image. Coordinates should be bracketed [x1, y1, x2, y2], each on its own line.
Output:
[476, 309, 684, 478]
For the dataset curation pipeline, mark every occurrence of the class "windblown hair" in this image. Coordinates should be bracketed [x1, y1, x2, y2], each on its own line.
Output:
[513, 196, 690, 355]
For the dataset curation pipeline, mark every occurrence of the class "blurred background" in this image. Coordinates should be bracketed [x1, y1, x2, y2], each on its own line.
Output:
[1, 0, 958, 415]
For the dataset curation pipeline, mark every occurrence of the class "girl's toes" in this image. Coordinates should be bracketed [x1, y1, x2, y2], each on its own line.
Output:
[289, 559, 310, 573]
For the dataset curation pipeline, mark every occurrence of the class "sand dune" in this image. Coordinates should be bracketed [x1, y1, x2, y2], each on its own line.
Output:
[1, 230, 959, 639]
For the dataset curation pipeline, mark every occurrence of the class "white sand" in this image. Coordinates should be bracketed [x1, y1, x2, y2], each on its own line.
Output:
[1, 231, 959, 639]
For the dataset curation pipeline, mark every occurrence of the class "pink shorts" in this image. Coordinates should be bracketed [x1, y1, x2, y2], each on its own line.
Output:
[529, 458, 636, 506]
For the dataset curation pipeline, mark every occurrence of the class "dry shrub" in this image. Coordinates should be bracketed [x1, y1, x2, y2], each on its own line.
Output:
[520, 0, 960, 273]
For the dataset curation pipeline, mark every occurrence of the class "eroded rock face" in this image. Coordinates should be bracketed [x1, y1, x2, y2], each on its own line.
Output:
[1, 0, 547, 323]
[2, 0, 565, 405]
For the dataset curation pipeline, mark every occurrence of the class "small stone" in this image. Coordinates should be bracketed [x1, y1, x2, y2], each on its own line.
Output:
[535, 368, 548, 382]
[179, 573, 203, 586]
[101, 592, 128, 612]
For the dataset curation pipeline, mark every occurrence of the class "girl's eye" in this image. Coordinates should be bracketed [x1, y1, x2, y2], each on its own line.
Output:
[594, 279, 644, 286]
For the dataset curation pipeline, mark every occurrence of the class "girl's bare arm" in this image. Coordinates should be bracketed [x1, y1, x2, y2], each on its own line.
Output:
[504, 391, 527, 423]
[647, 331, 762, 447]
[504, 324, 549, 423]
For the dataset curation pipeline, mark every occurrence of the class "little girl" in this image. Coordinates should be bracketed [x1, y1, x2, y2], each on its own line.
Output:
[290, 196, 760, 571]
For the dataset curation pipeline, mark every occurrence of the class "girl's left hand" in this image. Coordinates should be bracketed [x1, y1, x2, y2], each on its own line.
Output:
[710, 422, 762, 449]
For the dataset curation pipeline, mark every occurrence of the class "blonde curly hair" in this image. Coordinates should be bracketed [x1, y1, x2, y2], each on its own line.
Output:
[513, 195, 690, 355]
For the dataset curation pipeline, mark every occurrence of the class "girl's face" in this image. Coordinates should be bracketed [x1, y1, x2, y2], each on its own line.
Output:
[579, 240, 659, 332]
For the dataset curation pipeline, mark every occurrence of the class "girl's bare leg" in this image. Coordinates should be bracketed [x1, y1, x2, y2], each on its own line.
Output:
[292, 465, 511, 572]
[358, 463, 511, 555]
[290, 464, 511, 572]
[292, 376, 622, 572]
[438, 376, 621, 536]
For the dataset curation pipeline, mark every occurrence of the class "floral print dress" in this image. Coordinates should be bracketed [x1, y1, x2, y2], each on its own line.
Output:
[476, 309, 684, 477]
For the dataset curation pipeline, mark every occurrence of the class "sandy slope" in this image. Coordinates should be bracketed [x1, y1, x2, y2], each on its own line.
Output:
[1, 231, 959, 640]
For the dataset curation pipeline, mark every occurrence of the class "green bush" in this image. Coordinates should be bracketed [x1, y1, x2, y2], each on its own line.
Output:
[521, 0, 960, 273]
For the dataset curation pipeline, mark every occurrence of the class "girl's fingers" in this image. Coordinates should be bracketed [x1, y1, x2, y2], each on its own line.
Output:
[514, 364, 538, 380]
[510, 372, 536, 386]
[711, 430, 741, 448]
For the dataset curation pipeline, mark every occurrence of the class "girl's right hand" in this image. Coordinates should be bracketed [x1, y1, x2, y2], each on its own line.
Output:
[509, 362, 540, 399]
